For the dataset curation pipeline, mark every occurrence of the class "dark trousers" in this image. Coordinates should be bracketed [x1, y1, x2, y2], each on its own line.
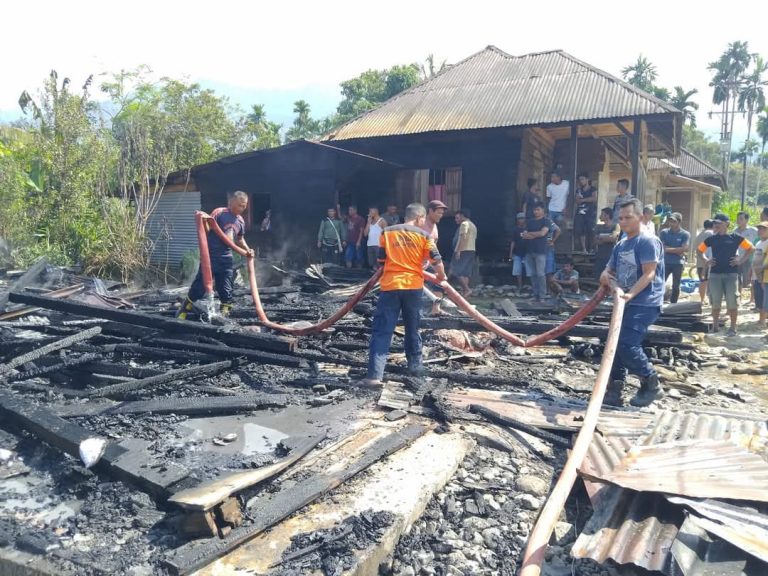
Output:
[610, 305, 660, 382]
[321, 245, 341, 264]
[665, 263, 683, 304]
[367, 289, 423, 380]
[188, 259, 235, 304]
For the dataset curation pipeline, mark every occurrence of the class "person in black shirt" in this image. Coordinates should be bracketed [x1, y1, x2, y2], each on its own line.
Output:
[521, 203, 552, 302]
[509, 212, 528, 294]
[698, 213, 754, 336]
[574, 172, 597, 253]
[521, 178, 543, 220]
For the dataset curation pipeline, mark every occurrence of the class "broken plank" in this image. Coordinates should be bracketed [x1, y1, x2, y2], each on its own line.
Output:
[498, 298, 521, 317]
[0, 283, 84, 321]
[168, 435, 324, 511]
[147, 338, 305, 369]
[107, 392, 288, 416]
[0, 327, 102, 377]
[469, 404, 572, 448]
[163, 424, 427, 575]
[87, 360, 235, 398]
[378, 382, 414, 410]
[7, 292, 296, 353]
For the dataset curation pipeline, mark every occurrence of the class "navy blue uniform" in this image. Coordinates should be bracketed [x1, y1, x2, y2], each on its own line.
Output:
[188, 208, 245, 305]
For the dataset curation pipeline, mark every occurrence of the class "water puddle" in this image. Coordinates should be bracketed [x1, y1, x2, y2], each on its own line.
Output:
[179, 416, 288, 456]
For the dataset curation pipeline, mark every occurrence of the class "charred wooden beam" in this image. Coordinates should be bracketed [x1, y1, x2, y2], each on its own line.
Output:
[78, 361, 163, 379]
[106, 392, 288, 415]
[0, 326, 102, 377]
[163, 424, 426, 575]
[74, 343, 221, 364]
[469, 404, 571, 448]
[8, 292, 297, 353]
[88, 360, 235, 399]
[148, 338, 306, 369]
[6, 353, 100, 383]
[0, 257, 48, 311]
[0, 390, 189, 498]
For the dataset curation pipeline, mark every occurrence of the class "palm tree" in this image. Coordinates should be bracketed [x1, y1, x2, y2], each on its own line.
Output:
[737, 56, 768, 207]
[752, 107, 768, 196]
[670, 87, 699, 127]
[708, 41, 752, 181]
[621, 55, 657, 93]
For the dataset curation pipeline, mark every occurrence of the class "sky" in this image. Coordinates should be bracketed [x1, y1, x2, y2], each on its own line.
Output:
[2, 0, 767, 144]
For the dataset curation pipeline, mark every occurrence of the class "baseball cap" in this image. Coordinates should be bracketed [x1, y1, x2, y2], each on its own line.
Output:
[713, 213, 730, 223]
[516, 212, 525, 219]
[668, 212, 683, 222]
[758, 221, 768, 229]
[427, 200, 448, 210]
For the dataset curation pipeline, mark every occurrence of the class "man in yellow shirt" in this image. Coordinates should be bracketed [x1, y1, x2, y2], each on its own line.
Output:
[363, 203, 446, 385]
[451, 209, 478, 297]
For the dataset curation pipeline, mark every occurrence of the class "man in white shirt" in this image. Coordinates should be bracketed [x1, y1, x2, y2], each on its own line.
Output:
[546, 172, 569, 224]
[641, 205, 656, 236]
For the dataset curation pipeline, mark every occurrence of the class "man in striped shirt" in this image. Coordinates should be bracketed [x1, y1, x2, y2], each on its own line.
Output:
[362, 203, 447, 385]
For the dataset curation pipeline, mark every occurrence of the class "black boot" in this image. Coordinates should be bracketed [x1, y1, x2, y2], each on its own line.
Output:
[630, 373, 665, 407]
[603, 380, 625, 407]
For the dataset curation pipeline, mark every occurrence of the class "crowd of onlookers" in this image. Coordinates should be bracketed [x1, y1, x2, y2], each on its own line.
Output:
[314, 175, 768, 335]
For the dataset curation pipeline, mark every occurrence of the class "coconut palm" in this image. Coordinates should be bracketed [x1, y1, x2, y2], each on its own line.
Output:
[752, 107, 768, 195]
[670, 87, 699, 127]
[737, 56, 768, 207]
[621, 55, 657, 93]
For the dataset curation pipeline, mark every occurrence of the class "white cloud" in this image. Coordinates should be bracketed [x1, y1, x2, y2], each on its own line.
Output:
[2, 0, 766, 143]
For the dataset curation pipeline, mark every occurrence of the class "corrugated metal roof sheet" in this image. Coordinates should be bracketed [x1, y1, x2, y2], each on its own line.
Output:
[648, 148, 724, 181]
[670, 515, 751, 576]
[597, 440, 768, 502]
[324, 46, 680, 141]
[147, 191, 201, 267]
[575, 409, 768, 571]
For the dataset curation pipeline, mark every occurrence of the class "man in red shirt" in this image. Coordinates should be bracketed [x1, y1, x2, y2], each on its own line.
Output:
[362, 203, 446, 385]
[344, 206, 366, 268]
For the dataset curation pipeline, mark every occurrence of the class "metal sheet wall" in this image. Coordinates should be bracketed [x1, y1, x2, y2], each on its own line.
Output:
[147, 191, 202, 267]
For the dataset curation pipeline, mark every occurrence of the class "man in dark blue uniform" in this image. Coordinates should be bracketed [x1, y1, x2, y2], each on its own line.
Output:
[178, 191, 253, 319]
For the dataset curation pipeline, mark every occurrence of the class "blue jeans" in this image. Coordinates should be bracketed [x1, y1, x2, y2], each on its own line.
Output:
[549, 211, 563, 223]
[367, 289, 423, 380]
[525, 252, 547, 299]
[610, 305, 661, 381]
[344, 243, 365, 266]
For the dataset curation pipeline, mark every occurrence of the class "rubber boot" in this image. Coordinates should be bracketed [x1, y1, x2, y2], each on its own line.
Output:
[603, 380, 625, 407]
[220, 303, 232, 317]
[630, 373, 665, 407]
[176, 297, 194, 320]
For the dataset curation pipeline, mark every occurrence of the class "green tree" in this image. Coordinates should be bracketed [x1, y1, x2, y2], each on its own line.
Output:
[681, 125, 721, 167]
[737, 55, 768, 206]
[420, 54, 447, 80]
[670, 87, 699, 127]
[285, 99, 321, 142]
[239, 104, 282, 150]
[621, 55, 658, 93]
[334, 64, 420, 124]
[755, 108, 768, 194]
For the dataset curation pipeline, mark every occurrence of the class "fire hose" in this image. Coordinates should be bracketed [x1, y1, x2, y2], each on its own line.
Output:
[195, 211, 625, 575]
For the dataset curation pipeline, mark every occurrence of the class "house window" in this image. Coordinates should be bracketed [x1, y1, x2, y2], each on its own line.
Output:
[429, 167, 462, 212]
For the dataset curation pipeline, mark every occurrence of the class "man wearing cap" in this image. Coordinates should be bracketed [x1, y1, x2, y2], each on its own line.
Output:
[659, 213, 690, 304]
[752, 222, 768, 327]
[600, 198, 666, 407]
[509, 212, 528, 294]
[362, 203, 446, 385]
[451, 209, 477, 298]
[698, 213, 755, 336]
[422, 200, 447, 315]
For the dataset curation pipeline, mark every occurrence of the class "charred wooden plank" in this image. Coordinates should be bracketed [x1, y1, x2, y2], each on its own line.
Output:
[168, 435, 323, 511]
[0, 390, 188, 498]
[78, 361, 163, 379]
[163, 424, 427, 575]
[106, 392, 288, 416]
[148, 338, 306, 369]
[0, 257, 48, 311]
[469, 404, 572, 448]
[6, 353, 100, 383]
[7, 292, 297, 353]
[87, 360, 235, 399]
[0, 327, 102, 377]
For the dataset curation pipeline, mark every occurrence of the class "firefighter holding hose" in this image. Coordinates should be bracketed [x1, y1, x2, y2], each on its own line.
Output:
[178, 191, 254, 319]
[361, 203, 447, 385]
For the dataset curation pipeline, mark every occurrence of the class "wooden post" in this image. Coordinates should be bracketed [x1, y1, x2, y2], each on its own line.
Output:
[570, 125, 579, 252]
[631, 120, 641, 201]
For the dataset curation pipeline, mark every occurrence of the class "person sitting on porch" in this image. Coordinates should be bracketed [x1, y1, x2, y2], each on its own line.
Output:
[549, 259, 580, 295]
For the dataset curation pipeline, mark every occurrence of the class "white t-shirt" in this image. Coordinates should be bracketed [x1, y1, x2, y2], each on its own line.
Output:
[737, 226, 758, 257]
[367, 219, 384, 247]
[753, 238, 768, 275]
[546, 180, 570, 212]
[641, 220, 656, 236]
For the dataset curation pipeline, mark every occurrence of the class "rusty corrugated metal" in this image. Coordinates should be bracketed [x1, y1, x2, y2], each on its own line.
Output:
[670, 515, 752, 576]
[324, 47, 680, 141]
[667, 496, 768, 564]
[648, 148, 724, 182]
[597, 440, 768, 502]
[574, 409, 768, 572]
